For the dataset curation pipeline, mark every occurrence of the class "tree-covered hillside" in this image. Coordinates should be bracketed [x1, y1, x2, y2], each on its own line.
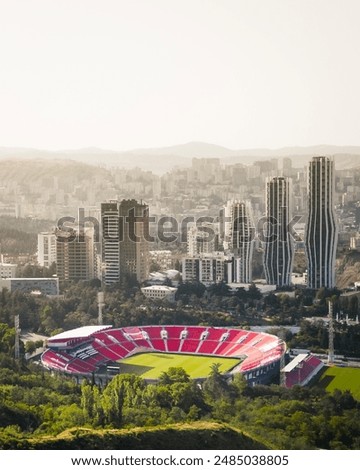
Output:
[0, 323, 359, 450]
[0, 216, 52, 255]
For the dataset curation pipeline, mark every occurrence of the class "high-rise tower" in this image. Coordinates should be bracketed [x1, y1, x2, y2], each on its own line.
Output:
[38, 232, 57, 268]
[305, 156, 338, 289]
[225, 200, 255, 283]
[101, 199, 149, 286]
[187, 224, 215, 257]
[56, 225, 99, 282]
[264, 177, 294, 286]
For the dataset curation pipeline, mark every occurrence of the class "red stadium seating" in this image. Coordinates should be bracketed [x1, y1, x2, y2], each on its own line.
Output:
[122, 327, 144, 340]
[150, 339, 167, 352]
[166, 326, 186, 339]
[42, 350, 67, 370]
[132, 339, 152, 349]
[223, 329, 245, 342]
[185, 327, 207, 340]
[66, 358, 96, 374]
[181, 339, 200, 353]
[42, 325, 286, 381]
[97, 344, 128, 360]
[95, 331, 119, 346]
[121, 341, 137, 353]
[197, 340, 219, 355]
[142, 326, 163, 338]
[205, 328, 228, 341]
[106, 329, 132, 344]
[166, 339, 182, 352]
[95, 347, 123, 361]
[284, 354, 324, 388]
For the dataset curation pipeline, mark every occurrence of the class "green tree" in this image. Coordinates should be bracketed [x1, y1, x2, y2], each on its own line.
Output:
[81, 381, 95, 422]
[159, 367, 190, 385]
[0, 324, 16, 354]
[247, 283, 262, 300]
[102, 374, 145, 426]
[25, 341, 36, 355]
[202, 363, 231, 401]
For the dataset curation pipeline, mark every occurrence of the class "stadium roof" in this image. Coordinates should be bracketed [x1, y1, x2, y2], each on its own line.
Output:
[49, 325, 112, 341]
[282, 353, 309, 373]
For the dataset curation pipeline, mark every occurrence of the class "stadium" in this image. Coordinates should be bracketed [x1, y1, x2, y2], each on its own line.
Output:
[41, 325, 286, 386]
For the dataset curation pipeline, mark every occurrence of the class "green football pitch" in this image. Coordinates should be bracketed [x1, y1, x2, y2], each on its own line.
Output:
[117, 352, 241, 379]
[317, 366, 360, 400]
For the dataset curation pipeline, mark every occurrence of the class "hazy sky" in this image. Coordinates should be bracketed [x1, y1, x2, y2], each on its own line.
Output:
[0, 0, 359, 151]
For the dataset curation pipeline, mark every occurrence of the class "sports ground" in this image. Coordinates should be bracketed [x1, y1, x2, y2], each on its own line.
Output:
[317, 366, 360, 400]
[117, 352, 241, 379]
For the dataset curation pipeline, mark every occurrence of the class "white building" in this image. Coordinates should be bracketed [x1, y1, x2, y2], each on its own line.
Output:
[291, 272, 307, 286]
[182, 253, 231, 286]
[37, 232, 57, 268]
[350, 235, 360, 250]
[0, 262, 17, 278]
[141, 285, 178, 302]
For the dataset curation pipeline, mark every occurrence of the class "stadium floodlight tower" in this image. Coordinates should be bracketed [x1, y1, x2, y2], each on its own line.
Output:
[328, 299, 335, 364]
[97, 291, 105, 325]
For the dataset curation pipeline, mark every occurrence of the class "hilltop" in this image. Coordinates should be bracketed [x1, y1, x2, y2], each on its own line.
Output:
[0, 422, 269, 450]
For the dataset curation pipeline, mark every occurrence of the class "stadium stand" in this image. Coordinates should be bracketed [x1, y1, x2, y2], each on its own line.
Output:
[166, 339, 182, 352]
[205, 327, 228, 341]
[197, 340, 220, 355]
[42, 324, 287, 385]
[180, 339, 200, 353]
[282, 354, 325, 388]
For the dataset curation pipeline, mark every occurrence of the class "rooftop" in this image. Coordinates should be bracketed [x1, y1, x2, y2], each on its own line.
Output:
[142, 285, 177, 292]
[49, 325, 112, 341]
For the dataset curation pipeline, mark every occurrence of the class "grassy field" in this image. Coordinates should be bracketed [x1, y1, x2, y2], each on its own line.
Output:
[316, 366, 360, 400]
[117, 352, 240, 380]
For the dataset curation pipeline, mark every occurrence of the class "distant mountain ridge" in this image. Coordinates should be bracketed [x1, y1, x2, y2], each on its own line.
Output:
[0, 142, 360, 173]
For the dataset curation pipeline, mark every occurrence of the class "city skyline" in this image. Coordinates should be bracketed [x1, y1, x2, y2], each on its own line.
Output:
[0, 143, 360, 285]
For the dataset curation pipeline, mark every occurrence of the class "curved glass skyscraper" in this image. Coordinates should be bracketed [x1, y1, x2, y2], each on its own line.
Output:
[264, 177, 294, 287]
[305, 156, 338, 289]
[231, 200, 255, 283]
